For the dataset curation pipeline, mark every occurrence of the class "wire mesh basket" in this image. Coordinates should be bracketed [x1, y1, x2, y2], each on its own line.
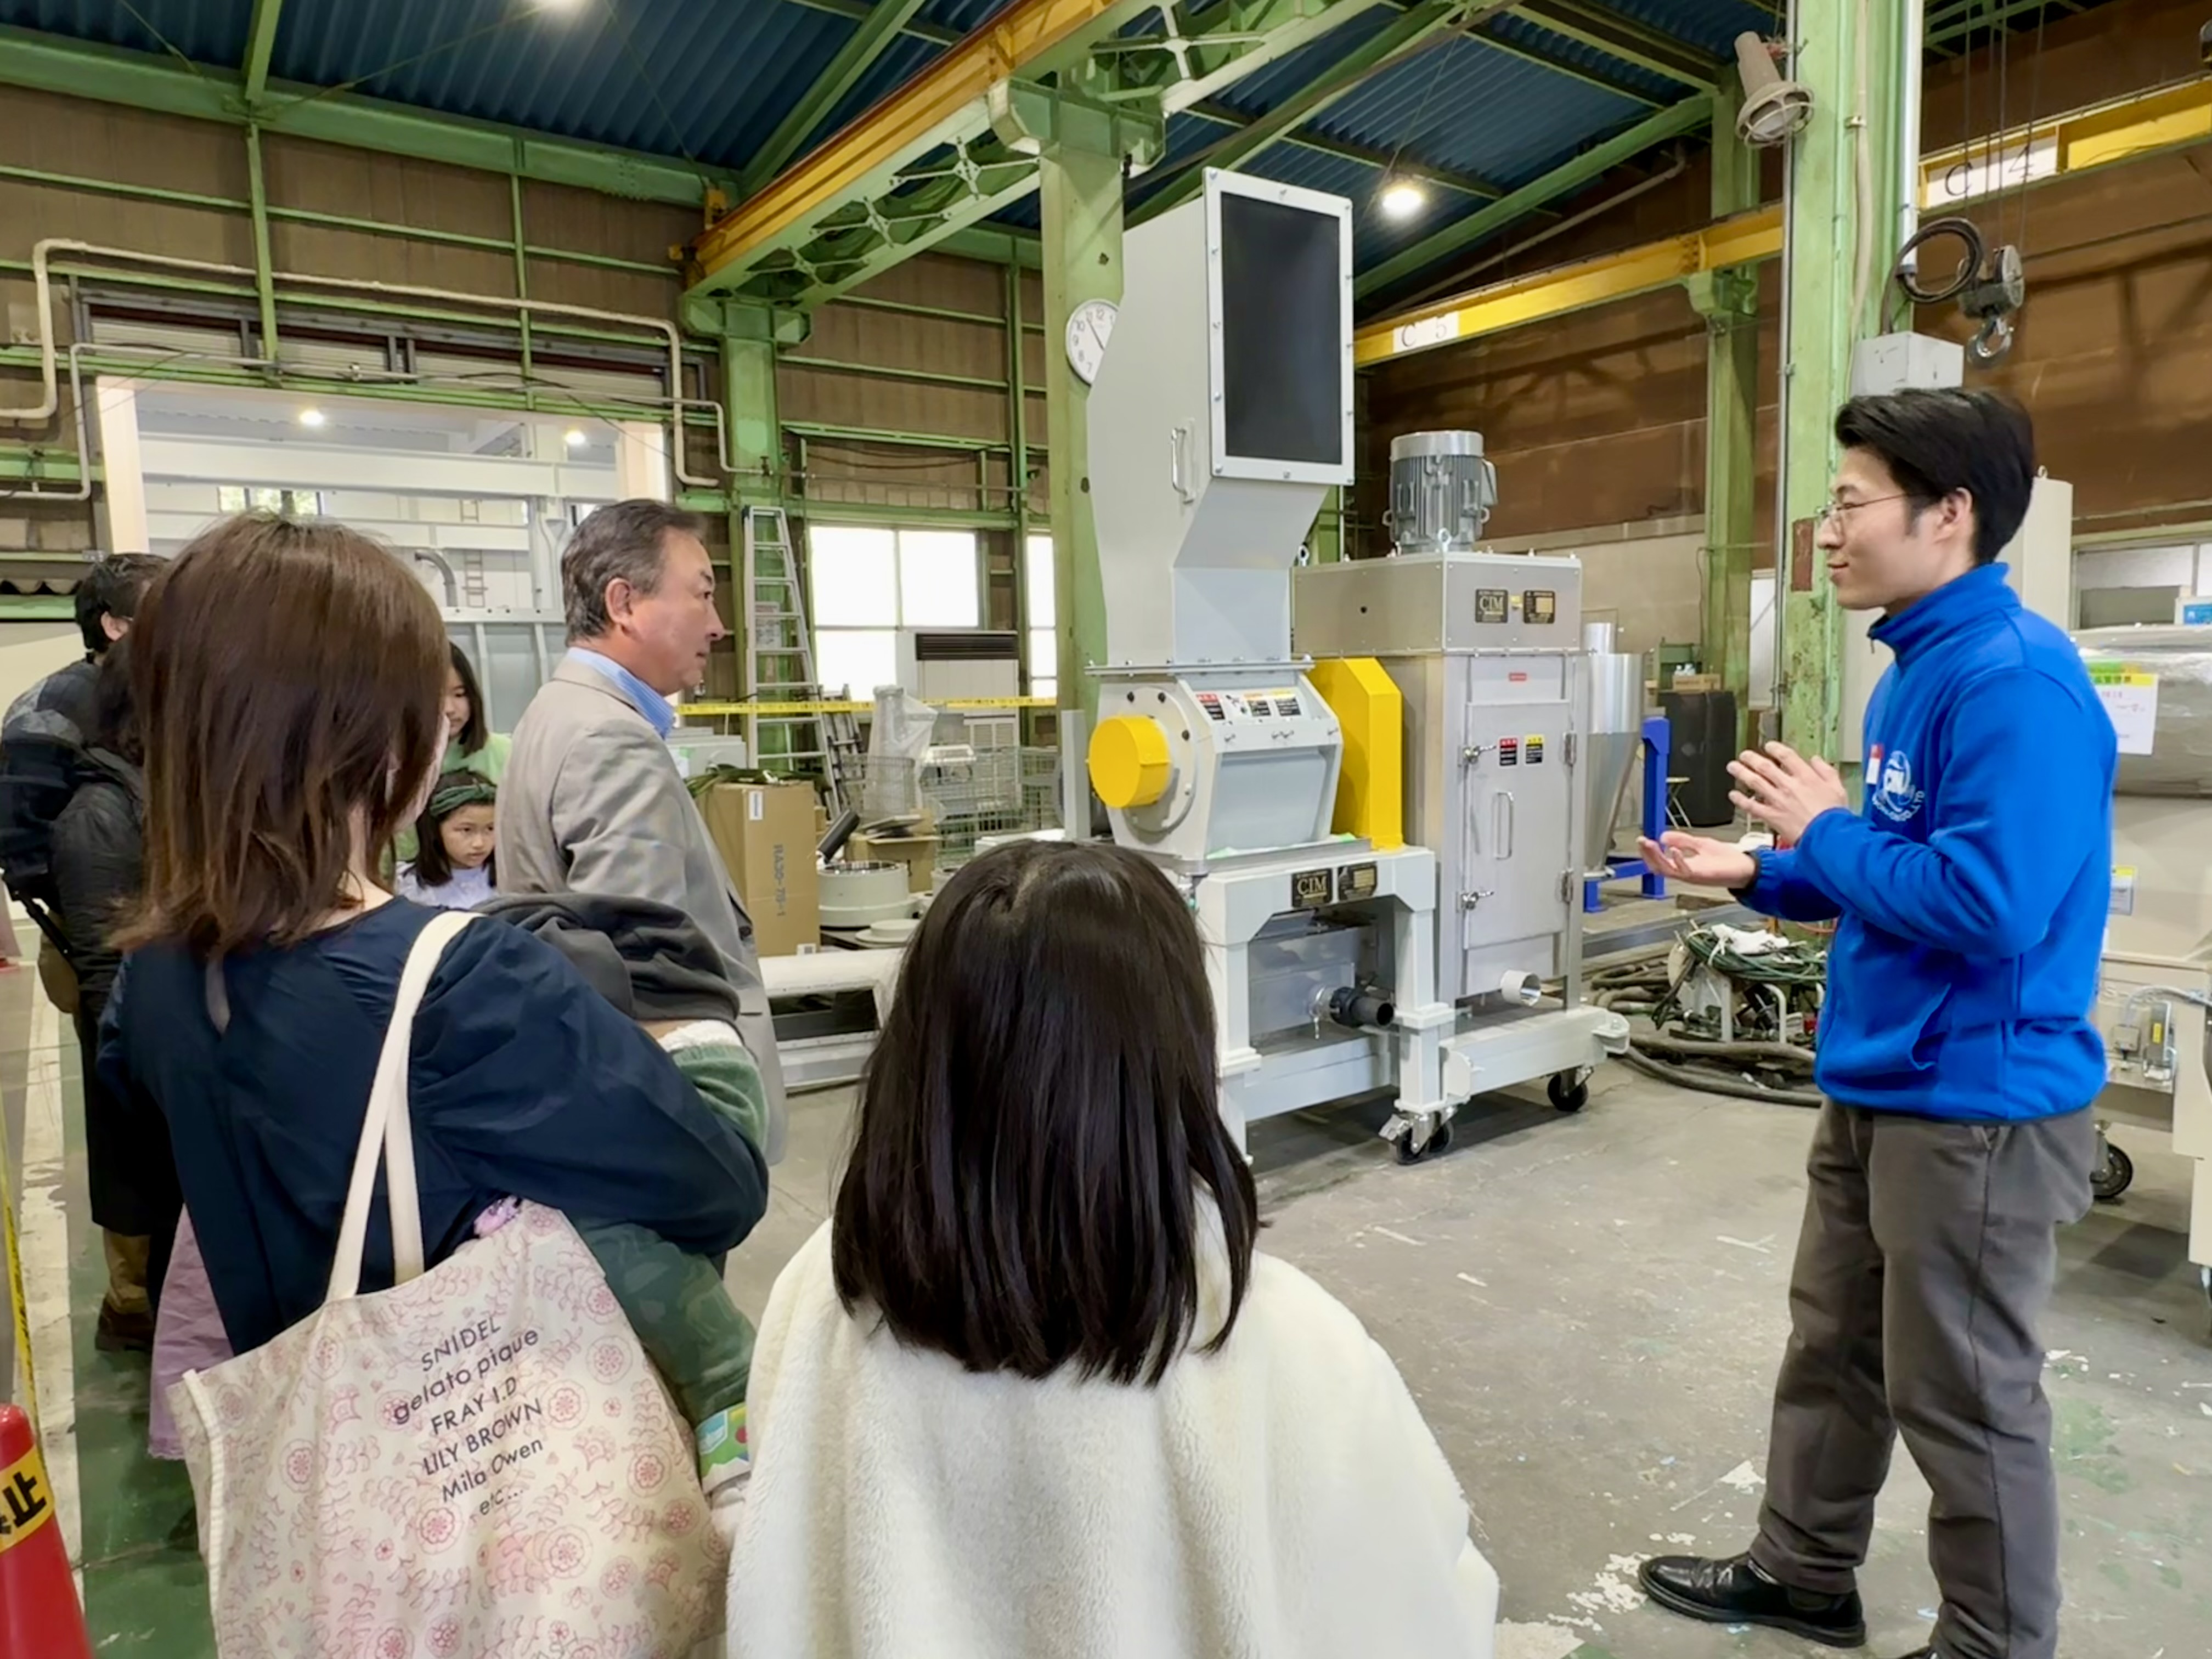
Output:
[845, 745, 1062, 869]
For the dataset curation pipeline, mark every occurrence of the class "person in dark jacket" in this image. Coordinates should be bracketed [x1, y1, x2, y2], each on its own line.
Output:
[1, 552, 162, 1015]
[98, 512, 766, 1360]
[52, 639, 178, 1350]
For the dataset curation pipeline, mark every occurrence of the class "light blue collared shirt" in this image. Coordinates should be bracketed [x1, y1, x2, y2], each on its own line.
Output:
[567, 646, 676, 738]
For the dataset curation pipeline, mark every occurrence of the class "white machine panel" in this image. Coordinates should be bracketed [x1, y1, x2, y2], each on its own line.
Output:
[1840, 473, 2072, 763]
[1087, 171, 1353, 669]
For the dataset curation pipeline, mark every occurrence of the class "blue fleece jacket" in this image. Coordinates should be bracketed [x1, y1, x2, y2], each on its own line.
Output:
[1740, 563, 2115, 1122]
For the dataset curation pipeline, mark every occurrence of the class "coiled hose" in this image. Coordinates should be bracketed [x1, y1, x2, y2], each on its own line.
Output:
[1584, 941, 1826, 1109]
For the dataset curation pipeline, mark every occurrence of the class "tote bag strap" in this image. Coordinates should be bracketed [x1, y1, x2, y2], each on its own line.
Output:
[326, 909, 478, 1304]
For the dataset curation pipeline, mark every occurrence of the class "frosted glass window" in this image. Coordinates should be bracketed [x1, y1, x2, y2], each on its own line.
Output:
[899, 531, 981, 627]
[1024, 533, 1055, 627]
[814, 629, 898, 700]
[810, 526, 898, 626]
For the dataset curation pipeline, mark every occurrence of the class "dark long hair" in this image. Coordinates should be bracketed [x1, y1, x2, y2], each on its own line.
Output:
[409, 773, 496, 889]
[832, 839, 1259, 1387]
[447, 640, 488, 755]
[123, 512, 447, 957]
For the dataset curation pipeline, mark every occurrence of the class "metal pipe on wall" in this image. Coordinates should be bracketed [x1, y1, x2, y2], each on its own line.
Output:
[0, 239, 721, 486]
[1898, 0, 1926, 273]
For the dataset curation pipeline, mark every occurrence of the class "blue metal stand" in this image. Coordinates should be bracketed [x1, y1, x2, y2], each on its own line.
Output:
[1583, 715, 1672, 912]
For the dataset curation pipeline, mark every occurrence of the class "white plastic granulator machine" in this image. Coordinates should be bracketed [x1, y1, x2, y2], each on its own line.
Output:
[1080, 171, 1462, 1157]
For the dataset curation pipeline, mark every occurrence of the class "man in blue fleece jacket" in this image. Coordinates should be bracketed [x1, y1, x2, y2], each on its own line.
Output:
[1633, 390, 2112, 1659]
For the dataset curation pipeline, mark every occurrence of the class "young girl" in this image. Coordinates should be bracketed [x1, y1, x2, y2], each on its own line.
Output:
[727, 839, 1500, 1659]
[396, 772, 496, 910]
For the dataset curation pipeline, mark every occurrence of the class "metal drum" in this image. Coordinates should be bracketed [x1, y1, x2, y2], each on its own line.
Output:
[1387, 430, 1498, 555]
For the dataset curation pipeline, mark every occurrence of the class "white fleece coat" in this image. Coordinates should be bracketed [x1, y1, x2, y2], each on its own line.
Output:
[727, 1220, 1498, 1659]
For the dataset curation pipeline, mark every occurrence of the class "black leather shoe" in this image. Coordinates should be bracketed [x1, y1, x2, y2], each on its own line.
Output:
[1638, 1552, 1867, 1647]
[1887, 1649, 1938, 1659]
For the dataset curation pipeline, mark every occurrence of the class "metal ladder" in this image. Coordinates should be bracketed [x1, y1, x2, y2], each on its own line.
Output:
[740, 504, 861, 808]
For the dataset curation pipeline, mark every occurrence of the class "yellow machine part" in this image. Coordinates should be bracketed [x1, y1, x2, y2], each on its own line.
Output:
[1088, 714, 1172, 809]
[1308, 657, 1404, 851]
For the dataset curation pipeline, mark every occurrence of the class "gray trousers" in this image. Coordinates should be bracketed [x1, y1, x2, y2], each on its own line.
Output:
[1750, 1101, 2095, 1659]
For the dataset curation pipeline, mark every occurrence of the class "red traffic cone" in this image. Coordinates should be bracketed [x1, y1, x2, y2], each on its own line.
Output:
[0, 1403, 93, 1659]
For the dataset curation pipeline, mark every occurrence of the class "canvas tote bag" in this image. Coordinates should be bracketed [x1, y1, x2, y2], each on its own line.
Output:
[172, 910, 725, 1658]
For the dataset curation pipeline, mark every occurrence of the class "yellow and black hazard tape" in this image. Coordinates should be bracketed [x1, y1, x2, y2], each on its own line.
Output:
[0, 1096, 33, 1430]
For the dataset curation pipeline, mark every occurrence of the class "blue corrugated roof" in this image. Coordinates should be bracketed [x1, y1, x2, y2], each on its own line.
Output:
[271, 0, 856, 169]
[0, 0, 1755, 290]
[1480, 12, 1682, 105]
[1600, 0, 1777, 58]
[2, 0, 241, 62]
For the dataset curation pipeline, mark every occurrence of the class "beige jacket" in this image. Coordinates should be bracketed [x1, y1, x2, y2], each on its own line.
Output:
[497, 657, 787, 1158]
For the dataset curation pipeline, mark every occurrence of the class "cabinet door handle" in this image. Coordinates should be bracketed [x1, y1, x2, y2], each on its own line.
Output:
[1493, 791, 1515, 859]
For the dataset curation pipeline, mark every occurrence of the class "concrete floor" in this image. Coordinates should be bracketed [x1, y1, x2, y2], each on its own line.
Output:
[10, 955, 2212, 1658]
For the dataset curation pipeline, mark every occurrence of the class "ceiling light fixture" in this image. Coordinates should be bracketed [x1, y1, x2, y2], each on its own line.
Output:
[1733, 32, 1813, 148]
[563, 428, 588, 448]
[1379, 178, 1427, 222]
[297, 408, 326, 428]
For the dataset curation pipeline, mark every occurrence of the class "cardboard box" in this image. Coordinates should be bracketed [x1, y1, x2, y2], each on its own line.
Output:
[700, 782, 820, 957]
[849, 830, 940, 894]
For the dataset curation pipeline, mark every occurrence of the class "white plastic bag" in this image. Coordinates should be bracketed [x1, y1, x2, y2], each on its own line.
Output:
[172, 910, 725, 1657]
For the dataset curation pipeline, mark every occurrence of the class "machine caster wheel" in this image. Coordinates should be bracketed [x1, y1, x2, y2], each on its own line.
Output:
[1393, 1115, 1454, 1165]
[2091, 1135, 2133, 1202]
[1547, 1071, 1590, 1114]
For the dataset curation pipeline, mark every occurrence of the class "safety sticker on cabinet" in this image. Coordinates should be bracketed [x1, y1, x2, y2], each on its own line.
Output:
[2089, 669, 2158, 757]
[1525, 736, 1545, 765]
[2109, 866, 2136, 917]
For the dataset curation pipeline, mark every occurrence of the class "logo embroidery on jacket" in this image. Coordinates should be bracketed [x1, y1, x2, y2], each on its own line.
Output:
[1872, 746, 1926, 822]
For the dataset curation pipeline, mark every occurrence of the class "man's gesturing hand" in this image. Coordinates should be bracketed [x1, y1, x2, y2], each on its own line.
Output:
[1636, 831, 1757, 890]
[1727, 742, 1849, 843]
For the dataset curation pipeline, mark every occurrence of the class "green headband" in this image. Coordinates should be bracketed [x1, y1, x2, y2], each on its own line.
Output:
[428, 774, 496, 820]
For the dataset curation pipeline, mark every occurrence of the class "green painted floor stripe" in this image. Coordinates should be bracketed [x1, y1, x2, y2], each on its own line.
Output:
[51, 987, 212, 1655]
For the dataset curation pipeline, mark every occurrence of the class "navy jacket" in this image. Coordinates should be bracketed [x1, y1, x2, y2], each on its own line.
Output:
[102, 899, 768, 1353]
[1741, 563, 2115, 1122]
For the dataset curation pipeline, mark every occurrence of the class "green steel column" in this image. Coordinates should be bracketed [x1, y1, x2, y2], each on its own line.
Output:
[244, 125, 280, 370]
[719, 303, 784, 512]
[1776, 8, 1907, 758]
[1691, 86, 1759, 746]
[510, 172, 534, 393]
[1005, 261, 1035, 695]
[1038, 140, 1122, 727]
[716, 303, 792, 723]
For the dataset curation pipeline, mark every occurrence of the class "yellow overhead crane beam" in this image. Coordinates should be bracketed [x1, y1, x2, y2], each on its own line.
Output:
[1359, 75, 2212, 369]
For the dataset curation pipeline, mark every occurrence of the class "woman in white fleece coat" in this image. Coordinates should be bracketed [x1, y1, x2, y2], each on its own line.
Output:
[727, 839, 1498, 1659]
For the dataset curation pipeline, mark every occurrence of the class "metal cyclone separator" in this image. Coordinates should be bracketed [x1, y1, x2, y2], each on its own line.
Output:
[1080, 169, 1455, 1156]
[1294, 430, 1631, 1152]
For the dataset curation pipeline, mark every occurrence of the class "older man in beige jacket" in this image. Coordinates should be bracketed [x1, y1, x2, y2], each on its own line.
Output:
[498, 499, 787, 1158]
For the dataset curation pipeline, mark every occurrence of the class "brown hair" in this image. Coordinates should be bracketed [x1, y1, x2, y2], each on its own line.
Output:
[125, 513, 448, 958]
[832, 839, 1258, 1387]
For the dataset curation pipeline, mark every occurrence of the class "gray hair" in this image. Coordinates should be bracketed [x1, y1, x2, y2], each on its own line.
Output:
[562, 500, 708, 642]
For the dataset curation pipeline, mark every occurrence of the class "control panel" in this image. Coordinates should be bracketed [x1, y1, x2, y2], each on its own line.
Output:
[1194, 686, 1311, 724]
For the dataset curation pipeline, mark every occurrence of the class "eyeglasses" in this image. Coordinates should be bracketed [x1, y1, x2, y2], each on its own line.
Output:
[1814, 493, 1909, 531]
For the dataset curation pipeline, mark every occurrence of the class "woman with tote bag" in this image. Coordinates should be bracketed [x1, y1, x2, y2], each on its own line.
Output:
[99, 512, 766, 1654]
